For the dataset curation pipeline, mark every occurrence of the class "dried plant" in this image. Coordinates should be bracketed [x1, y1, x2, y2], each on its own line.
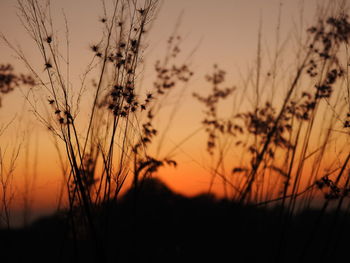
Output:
[2, 0, 162, 259]
[194, 2, 350, 209]
[0, 64, 34, 228]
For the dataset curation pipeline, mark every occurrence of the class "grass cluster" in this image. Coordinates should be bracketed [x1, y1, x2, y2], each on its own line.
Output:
[1, 0, 350, 262]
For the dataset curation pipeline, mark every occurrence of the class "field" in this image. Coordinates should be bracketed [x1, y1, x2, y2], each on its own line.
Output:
[1, 0, 350, 262]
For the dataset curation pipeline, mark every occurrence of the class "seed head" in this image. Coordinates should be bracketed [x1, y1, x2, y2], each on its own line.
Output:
[131, 39, 138, 47]
[137, 9, 145, 15]
[91, 45, 99, 53]
[45, 62, 52, 69]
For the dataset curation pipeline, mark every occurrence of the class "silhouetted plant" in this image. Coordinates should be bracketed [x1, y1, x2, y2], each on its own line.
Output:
[132, 35, 192, 193]
[194, 3, 350, 208]
[2, 0, 161, 260]
[193, 65, 236, 155]
[0, 63, 34, 229]
[0, 64, 34, 107]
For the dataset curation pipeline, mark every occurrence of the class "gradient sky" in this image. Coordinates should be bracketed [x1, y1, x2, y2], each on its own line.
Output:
[0, 0, 339, 225]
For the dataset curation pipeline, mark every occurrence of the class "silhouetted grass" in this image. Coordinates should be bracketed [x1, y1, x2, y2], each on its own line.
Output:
[1, 0, 350, 262]
[0, 64, 34, 229]
[192, 1, 350, 261]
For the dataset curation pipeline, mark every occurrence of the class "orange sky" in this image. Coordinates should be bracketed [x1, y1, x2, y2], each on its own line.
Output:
[1, 0, 349, 225]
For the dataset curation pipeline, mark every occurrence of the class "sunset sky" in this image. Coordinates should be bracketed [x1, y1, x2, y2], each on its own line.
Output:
[1, 0, 345, 225]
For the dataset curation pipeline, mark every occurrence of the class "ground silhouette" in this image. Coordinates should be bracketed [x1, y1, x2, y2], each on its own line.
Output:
[1, 177, 350, 263]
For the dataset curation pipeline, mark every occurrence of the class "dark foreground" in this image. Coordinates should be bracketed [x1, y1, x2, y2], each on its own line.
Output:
[1, 178, 350, 263]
